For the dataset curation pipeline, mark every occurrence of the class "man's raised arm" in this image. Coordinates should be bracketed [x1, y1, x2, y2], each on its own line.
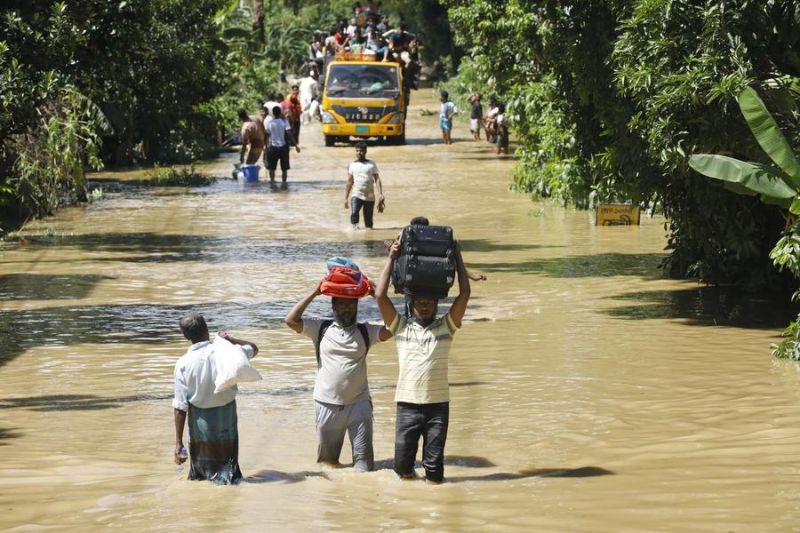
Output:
[285, 284, 322, 333]
[375, 240, 399, 328]
[448, 242, 470, 328]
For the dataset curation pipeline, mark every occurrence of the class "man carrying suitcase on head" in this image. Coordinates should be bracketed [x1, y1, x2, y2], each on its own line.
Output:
[284, 271, 392, 471]
[374, 237, 471, 484]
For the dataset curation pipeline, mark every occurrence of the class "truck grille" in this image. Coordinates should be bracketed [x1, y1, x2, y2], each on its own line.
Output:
[331, 105, 392, 123]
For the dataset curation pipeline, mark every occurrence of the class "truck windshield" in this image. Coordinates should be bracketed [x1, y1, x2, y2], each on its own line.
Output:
[326, 64, 400, 98]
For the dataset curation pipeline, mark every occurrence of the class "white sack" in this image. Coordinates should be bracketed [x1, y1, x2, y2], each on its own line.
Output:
[213, 334, 261, 393]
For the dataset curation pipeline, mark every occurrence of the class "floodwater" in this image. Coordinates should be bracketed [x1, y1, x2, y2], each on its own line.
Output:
[1, 91, 799, 532]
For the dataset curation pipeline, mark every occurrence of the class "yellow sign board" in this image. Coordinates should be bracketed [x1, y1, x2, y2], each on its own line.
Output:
[595, 203, 641, 226]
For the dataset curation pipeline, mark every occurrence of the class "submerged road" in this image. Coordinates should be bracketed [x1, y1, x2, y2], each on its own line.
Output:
[0, 91, 799, 531]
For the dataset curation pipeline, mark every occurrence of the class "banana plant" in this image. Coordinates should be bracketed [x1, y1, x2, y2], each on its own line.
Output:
[689, 86, 800, 214]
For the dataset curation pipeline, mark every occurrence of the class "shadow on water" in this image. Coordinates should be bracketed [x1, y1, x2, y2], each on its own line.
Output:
[0, 427, 22, 444]
[446, 466, 614, 483]
[603, 286, 798, 329]
[457, 239, 563, 253]
[245, 469, 330, 484]
[0, 234, 390, 265]
[0, 388, 324, 412]
[469, 252, 667, 278]
[0, 296, 396, 369]
[0, 301, 289, 369]
[0, 394, 172, 411]
[0, 273, 114, 301]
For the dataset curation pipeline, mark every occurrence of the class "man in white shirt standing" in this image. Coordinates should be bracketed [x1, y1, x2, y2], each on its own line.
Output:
[344, 142, 384, 229]
[265, 106, 300, 184]
[172, 313, 259, 485]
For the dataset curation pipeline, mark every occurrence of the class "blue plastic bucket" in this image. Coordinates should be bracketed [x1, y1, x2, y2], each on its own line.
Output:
[241, 164, 260, 182]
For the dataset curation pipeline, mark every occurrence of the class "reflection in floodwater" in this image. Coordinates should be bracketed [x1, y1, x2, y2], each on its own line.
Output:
[0, 274, 115, 301]
[604, 286, 799, 328]
[469, 252, 666, 278]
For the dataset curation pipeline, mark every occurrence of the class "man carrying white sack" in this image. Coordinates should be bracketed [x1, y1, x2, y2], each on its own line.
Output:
[172, 313, 259, 485]
[284, 262, 392, 471]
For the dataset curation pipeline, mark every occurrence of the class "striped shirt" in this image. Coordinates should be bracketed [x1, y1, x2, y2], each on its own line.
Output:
[388, 313, 458, 404]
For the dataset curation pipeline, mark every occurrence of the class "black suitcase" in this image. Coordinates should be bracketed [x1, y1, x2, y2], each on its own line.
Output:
[401, 225, 454, 258]
[393, 255, 455, 299]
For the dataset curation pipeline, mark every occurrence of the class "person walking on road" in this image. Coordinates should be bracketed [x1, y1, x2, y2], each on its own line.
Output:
[238, 108, 266, 165]
[439, 91, 458, 145]
[375, 239, 471, 484]
[265, 106, 300, 184]
[172, 313, 259, 485]
[284, 282, 392, 471]
[285, 84, 304, 142]
[344, 141, 384, 229]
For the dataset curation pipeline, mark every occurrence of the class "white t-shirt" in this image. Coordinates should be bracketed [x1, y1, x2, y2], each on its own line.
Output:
[266, 117, 292, 148]
[172, 340, 255, 411]
[299, 77, 317, 106]
[348, 159, 380, 201]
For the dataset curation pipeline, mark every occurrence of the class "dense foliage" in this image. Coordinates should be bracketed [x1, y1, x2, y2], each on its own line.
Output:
[445, 0, 800, 291]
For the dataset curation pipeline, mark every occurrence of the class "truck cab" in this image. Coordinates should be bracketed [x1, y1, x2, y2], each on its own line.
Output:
[320, 53, 406, 146]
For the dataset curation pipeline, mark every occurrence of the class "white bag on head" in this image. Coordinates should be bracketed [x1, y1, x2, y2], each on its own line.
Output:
[213, 334, 261, 394]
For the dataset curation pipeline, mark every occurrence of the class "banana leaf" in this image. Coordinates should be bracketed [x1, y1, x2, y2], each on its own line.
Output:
[738, 87, 800, 187]
[689, 154, 797, 199]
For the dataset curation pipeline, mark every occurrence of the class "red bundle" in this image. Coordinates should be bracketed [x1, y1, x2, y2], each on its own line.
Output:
[320, 266, 373, 299]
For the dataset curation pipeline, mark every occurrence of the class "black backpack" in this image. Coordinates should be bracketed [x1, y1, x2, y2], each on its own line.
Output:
[315, 319, 371, 368]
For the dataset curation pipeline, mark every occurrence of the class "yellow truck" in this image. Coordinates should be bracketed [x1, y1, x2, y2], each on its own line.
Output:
[320, 53, 406, 146]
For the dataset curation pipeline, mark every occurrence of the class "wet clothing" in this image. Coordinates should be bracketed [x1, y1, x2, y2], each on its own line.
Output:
[266, 145, 290, 171]
[187, 401, 242, 484]
[173, 341, 255, 411]
[300, 318, 385, 470]
[173, 341, 254, 485]
[388, 313, 458, 482]
[440, 101, 457, 132]
[351, 197, 375, 228]
[496, 114, 509, 148]
[315, 398, 374, 471]
[394, 401, 449, 482]
[348, 160, 380, 201]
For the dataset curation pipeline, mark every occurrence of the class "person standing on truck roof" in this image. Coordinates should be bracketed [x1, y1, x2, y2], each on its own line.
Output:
[345, 142, 384, 230]
[284, 279, 392, 472]
[238, 108, 266, 165]
[264, 107, 299, 184]
[439, 91, 458, 145]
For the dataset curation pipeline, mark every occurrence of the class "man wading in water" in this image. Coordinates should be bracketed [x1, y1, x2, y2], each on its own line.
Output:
[344, 141, 385, 229]
[285, 281, 392, 471]
[172, 313, 259, 484]
[375, 239, 471, 483]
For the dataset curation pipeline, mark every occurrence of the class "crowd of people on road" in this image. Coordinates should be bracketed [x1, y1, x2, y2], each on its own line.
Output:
[447, 91, 509, 155]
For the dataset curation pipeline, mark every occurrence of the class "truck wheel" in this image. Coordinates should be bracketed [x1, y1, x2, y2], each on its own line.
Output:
[397, 131, 406, 145]
[324, 135, 335, 147]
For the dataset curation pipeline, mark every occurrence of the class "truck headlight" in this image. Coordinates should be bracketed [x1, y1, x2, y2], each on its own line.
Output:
[386, 112, 404, 124]
[321, 110, 338, 124]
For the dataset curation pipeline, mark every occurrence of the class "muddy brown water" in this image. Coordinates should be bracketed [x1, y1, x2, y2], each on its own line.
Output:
[1, 91, 799, 532]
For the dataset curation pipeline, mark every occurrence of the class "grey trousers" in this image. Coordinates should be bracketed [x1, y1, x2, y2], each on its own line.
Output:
[314, 398, 374, 471]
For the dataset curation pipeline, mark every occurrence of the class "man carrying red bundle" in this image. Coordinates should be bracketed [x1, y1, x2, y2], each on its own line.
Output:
[284, 261, 392, 471]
